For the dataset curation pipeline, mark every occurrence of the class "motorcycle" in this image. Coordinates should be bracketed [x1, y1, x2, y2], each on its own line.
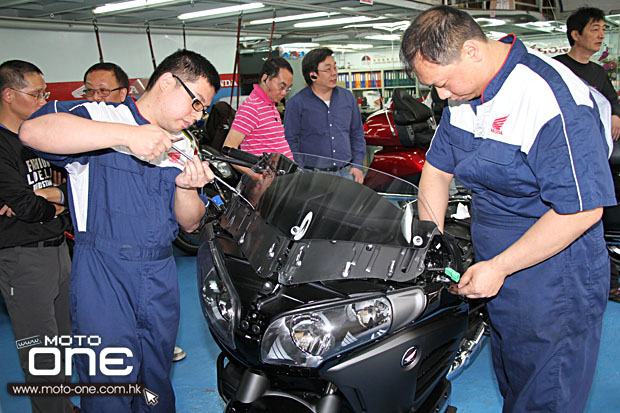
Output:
[197, 150, 484, 413]
[364, 88, 445, 191]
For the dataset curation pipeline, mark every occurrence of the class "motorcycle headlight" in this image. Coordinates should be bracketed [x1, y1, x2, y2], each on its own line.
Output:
[200, 148, 234, 179]
[260, 297, 392, 368]
[199, 244, 239, 349]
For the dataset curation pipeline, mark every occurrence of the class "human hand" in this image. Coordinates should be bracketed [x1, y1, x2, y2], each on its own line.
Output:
[53, 204, 65, 216]
[52, 170, 66, 186]
[612, 115, 620, 141]
[349, 167, 364, 184]
[175, 156, 215, 190]
[0, 204, 15, 218]
[128, 124, 176, 160]
[454, 259, 509, 298]
[34, 187, 62, 204]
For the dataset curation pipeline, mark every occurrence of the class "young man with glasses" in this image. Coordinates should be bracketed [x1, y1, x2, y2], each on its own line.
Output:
[83, 62, 130, 103]
[284, 47, 366, 183]
[20, 50, 219, 412]
[0, 59, 75, 413]
[223, 57, 294, 161]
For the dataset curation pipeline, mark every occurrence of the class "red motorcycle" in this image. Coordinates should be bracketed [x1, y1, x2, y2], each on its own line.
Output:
[364, 88, 445, 191]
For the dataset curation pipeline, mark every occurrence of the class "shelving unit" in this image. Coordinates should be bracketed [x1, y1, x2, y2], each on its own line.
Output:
[337, 68, 424, 101]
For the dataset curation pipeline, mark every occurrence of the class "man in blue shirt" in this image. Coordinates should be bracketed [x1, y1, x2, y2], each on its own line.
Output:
[284, 47, 366, 183]
[401, 6, 614, 412]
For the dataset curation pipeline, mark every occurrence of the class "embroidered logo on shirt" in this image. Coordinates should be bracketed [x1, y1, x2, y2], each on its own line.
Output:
[491, 115, 509, 135]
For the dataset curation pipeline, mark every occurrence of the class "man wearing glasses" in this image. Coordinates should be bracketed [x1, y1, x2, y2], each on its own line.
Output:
[223, 57, 294, 161]
[0, 60, 74, 413]
[284, 47, 366, 183]
[20, 50, 219, 412]
[83, 62, 130, 103]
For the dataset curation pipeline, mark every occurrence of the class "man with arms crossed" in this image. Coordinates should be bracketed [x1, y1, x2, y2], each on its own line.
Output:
[0, 59, 74, 413]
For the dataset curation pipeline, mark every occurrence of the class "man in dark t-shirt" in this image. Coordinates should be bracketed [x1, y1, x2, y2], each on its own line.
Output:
[0, 60, 74, 413]
[554, 6, 620, 140]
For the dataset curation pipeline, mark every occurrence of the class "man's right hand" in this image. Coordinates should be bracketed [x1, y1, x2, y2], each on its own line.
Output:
[127, 125, 175, 160]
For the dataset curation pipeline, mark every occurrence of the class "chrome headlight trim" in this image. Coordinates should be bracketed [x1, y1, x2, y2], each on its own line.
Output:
[199, 241, 240, 349]
[260, 296, 393, 368]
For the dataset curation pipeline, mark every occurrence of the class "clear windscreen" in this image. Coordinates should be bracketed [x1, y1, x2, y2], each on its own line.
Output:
[234, 152, 437, 247]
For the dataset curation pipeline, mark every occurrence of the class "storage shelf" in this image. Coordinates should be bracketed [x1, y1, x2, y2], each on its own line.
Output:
[338, 68, 422, 99]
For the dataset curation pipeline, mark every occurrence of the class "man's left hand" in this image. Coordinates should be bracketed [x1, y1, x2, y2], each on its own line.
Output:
[349, 167, 364, 184]
[175, 156, 215, 190]
[0, 204, 15, 218]
[453, 259, 509, 298]
[612, 115, 620, 141]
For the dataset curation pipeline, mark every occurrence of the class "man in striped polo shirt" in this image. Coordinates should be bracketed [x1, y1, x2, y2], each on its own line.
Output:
[223, 57, 293, 160]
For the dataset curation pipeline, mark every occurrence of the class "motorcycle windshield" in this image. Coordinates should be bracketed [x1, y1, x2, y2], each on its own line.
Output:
[224, 152, 442, 284]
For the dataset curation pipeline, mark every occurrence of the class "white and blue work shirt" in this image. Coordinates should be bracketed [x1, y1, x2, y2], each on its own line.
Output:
[427, 35, 616, 220]
[27, 97, 195, 249]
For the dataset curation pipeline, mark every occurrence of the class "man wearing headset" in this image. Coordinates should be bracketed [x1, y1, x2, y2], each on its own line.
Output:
[284, 48, 366, 183]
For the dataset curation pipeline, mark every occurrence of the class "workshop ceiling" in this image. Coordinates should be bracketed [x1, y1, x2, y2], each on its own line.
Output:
[0, 1, 617, 52]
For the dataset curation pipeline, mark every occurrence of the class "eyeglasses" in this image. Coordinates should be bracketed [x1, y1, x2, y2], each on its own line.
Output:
[83, 87, 124, 98]
[172, 74, 207, 117]
[268, 77, 292, 93]
[318, 66, 338, 74]
[10, 88, 50, 101]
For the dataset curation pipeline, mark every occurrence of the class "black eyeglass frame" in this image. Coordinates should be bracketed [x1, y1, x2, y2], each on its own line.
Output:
[172, 74, 207, 117]
[83, 87, 125, 98]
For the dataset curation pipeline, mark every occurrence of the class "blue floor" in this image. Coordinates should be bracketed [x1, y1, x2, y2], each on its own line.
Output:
[1, 249, 619, 412]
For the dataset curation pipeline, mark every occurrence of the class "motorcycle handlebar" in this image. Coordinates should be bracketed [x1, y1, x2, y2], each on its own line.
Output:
[222, 146, 261, 165]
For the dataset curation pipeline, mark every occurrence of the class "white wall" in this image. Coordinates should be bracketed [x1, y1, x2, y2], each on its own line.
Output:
[0, 27, 237, 82]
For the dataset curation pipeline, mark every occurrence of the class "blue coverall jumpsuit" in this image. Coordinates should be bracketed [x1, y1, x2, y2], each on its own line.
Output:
[426, 36, 615, 412]
[30, 98, 197, 412]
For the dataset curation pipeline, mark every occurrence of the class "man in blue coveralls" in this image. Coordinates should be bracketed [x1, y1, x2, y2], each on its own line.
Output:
[401, 7, 614, 413]
[20, 50, 219, 412]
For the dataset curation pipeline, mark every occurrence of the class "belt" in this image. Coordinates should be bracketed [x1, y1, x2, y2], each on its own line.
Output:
[307, 161, 351, 172]
[20, 234, 65, 248]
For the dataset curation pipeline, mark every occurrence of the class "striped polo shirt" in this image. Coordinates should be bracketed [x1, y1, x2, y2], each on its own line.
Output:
[232, 84, 293, 159]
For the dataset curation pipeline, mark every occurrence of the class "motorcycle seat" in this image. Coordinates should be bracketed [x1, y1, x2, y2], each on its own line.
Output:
[392, 88, 432, 126]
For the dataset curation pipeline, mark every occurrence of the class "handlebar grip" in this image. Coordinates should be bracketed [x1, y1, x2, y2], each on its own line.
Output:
[222, 146, 261, 164]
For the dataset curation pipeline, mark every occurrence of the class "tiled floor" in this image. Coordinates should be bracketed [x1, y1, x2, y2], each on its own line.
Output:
[1, 250, 619, 412]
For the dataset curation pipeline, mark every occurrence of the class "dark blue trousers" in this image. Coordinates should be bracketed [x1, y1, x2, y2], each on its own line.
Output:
[70, 237, 179, 413]
[472, 217, 608, 413]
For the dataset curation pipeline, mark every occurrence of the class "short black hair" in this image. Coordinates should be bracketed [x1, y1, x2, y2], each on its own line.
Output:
[83, 62, 130, 90]
[146, 49, 221, 93]
[301, 47, 333, 85]
[260, 57, 293, 80]
[0, 60, 43, 94]
[566, 7, 606, 46]
[400, 5, 486, 75]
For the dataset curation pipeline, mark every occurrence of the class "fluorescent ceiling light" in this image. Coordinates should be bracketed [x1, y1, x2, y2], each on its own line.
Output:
[295, 16, 378, 28]
[249, 12, 339, 25]
[94, 0, 177, 14]
[365, 34, 401, 41]
[178, 3, 264, 20]
[475, 18, 506, 27]
[313, 34, 350, 42]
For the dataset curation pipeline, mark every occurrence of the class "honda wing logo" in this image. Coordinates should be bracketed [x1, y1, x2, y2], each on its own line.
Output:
[491, 115, 509, 135]
[401, 346, 420, 369]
